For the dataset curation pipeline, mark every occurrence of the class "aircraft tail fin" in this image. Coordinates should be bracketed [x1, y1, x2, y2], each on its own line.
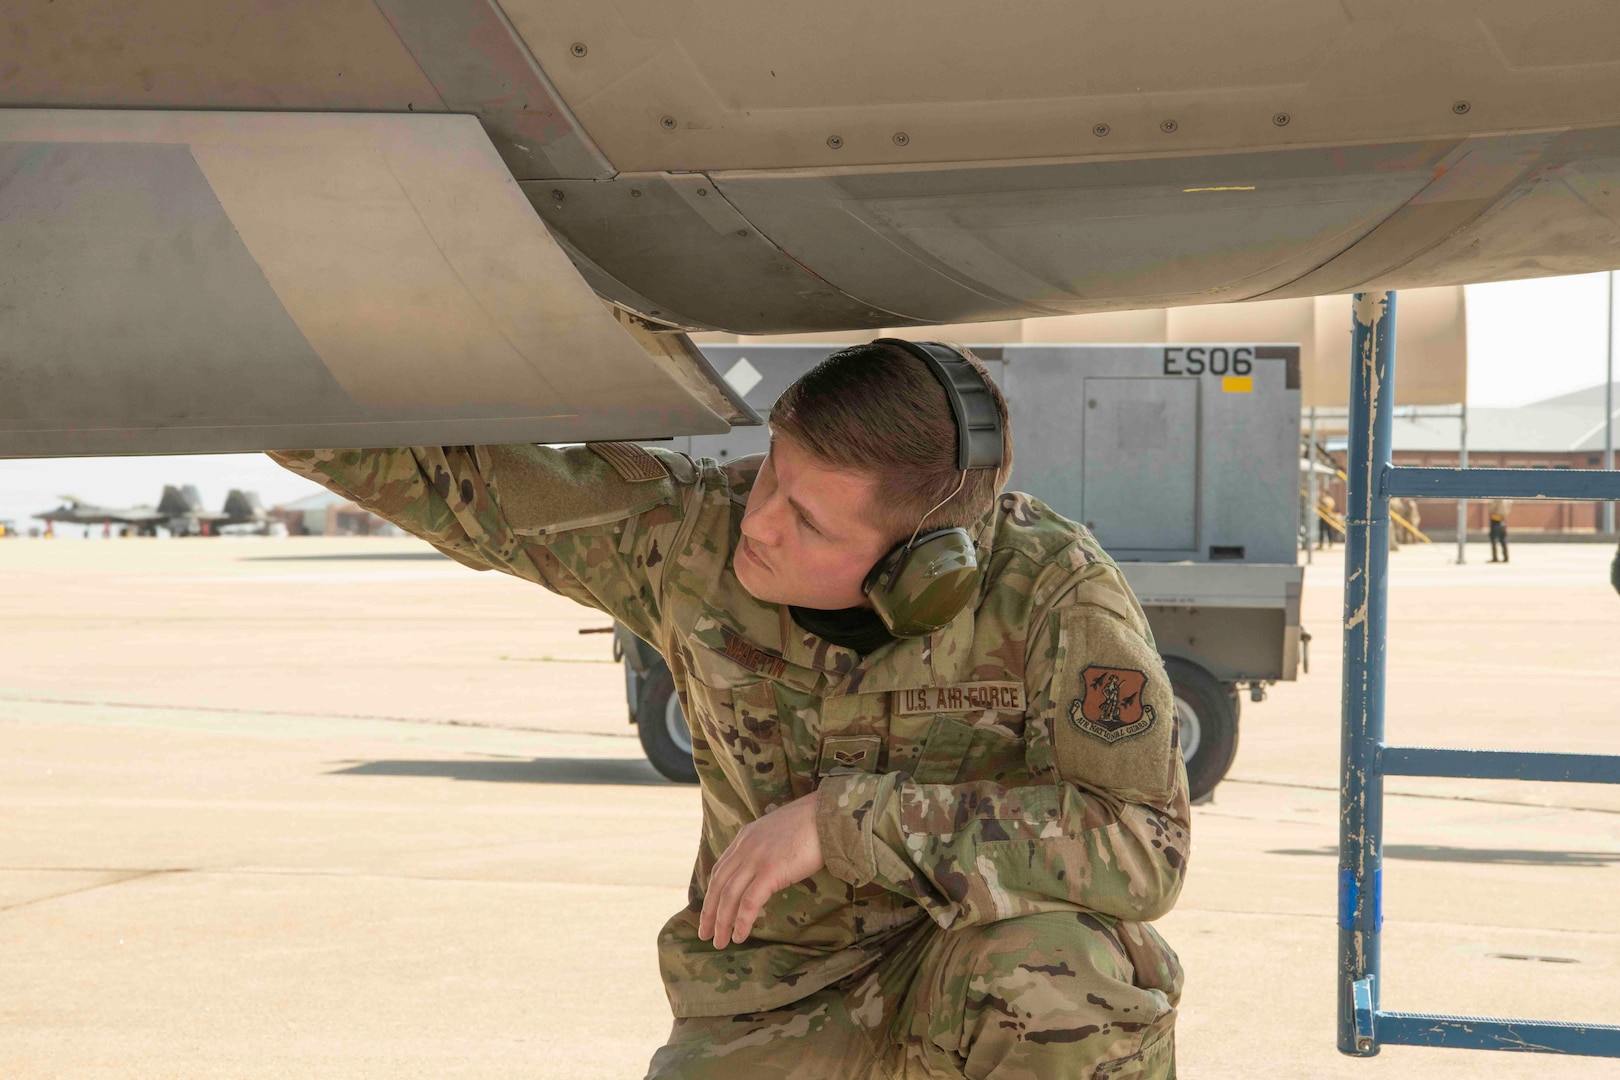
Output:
[222, 489, 264, 519]
[157, 484, 206, 516]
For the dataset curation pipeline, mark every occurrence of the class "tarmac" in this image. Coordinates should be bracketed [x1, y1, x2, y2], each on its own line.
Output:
[2, 534, 1617, 1079]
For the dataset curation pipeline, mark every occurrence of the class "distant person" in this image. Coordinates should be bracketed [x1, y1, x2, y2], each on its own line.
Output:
[1488, 498, 1512, 563]
[268, 340, 1188, 1079]
[1318, 492, 1337, 549]
[1392, 497, 1421, 545]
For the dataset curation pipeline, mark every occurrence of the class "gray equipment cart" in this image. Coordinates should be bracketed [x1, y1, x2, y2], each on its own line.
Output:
[620, 343, 1306, 800]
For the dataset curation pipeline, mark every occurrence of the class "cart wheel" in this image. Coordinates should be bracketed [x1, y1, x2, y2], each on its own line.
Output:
[1164, 658, 1239, 802]
[636, 666, 699, 784]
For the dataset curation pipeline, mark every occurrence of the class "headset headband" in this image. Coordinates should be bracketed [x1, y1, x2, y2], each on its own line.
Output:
[873, 339, 1004, 472]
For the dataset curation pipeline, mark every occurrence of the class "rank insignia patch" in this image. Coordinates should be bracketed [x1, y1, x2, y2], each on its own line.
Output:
[1069, 666, 1156, 744]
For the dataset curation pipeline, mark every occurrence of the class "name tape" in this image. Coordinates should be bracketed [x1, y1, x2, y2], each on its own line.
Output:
[721, 626, 787, 680]
[894, 682, 1025, 716]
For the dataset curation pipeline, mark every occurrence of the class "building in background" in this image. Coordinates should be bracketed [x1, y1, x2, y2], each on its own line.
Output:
[1307, 382, 1619, 538]
[1390, 382, 1619, 537]
[268, 490, 401, 537]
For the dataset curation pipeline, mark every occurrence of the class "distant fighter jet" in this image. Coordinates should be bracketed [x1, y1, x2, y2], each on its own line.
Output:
[36, 488, 267, 537]
[36, 496, 168, 534]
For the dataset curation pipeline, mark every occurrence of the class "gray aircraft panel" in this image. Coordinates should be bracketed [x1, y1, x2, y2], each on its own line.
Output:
[11, 3, 1620, 343]
[0, 142, 359, 425]
[0, 110, 738, 457]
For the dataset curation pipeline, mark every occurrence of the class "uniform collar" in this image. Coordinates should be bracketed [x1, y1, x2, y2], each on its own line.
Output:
[777, 599, 975, 696]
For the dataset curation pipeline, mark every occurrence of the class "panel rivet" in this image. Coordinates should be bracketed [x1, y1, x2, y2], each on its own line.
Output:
[1092, 123, 1110, 137]
[826, 134, 844, 149]
[1273, 112, 1291, 127]
[570, 42, 587, 58]
[736, 228, 749, 237]
[1452, 100, 1471, 115]
[892, 131, 909, 147]
[630, 188, 641, 198]
[660, 115, 677, 130]
[551, 189, 564, 201]
[1160, 118, 1179, 134]
[696, 187, 708, 196]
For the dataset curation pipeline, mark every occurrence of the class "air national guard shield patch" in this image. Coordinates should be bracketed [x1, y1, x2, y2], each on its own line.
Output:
[1069, 666, 1157, 743]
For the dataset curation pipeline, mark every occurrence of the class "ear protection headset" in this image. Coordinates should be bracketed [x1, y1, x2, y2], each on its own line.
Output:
[860, 339, 1006, 637]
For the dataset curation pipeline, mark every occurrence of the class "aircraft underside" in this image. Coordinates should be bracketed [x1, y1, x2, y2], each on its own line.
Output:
[5, 0, 1620, 452]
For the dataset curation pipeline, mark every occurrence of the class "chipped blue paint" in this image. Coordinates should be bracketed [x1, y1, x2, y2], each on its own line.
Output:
[1338, 291, 1392, 1058]
[1337, 290, 1620, 1061]
[1337, 868, 1358, 931]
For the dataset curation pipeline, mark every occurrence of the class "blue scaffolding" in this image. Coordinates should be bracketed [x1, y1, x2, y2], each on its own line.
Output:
[1337, 291, 1620, 1058]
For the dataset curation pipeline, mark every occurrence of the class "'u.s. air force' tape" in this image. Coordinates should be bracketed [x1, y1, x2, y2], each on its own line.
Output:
[893, 682, 1025, 716]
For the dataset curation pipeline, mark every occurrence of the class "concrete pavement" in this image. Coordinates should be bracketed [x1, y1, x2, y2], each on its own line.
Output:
[2, 536, 1617, 1077]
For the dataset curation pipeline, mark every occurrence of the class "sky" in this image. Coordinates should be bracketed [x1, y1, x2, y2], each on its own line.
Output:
[1465, 271, 1617, 408]
[3, 274, 1617, 530]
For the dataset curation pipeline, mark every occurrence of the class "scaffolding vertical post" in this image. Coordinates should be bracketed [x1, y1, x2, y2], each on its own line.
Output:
[1456, 403, 1468, 564]
[1307, 407, 1318, 564]
[1339, 291, 1395, 1056]
[1606, 271, 1615, 535]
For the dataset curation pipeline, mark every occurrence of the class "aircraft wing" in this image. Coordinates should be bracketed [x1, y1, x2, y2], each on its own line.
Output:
[36, 503, 167, 526]
[6, 2, 1620, 453]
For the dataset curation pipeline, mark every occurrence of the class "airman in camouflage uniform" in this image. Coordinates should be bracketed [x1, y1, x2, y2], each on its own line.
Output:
[270, 438, 1190, 1078]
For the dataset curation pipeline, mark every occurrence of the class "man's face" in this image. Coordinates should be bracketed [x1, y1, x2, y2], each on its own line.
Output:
[734, 434, 897, 610]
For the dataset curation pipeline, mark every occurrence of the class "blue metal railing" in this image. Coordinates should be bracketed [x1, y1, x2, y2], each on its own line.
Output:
[1337, 291, 1620, 1059]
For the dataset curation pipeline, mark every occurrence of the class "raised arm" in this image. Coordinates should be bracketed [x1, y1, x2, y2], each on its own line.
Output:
[268, 443, 699, 642]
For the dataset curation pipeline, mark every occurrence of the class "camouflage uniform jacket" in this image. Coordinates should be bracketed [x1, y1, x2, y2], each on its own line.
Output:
[269, 443, 1191, 1018]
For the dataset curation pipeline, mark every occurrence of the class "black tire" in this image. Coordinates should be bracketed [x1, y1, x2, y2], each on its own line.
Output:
[1164, 658, 1239, 802]
[636, 665, 699, 784]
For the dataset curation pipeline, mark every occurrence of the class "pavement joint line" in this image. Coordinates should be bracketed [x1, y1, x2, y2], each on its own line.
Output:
[0, 868, 186, 914]
[1222, 776, 1620, 816]
[0, 865, 686, 893]
[0, 797, 661, 813]
[0, 694, 637, 739]
[1171, 904, 1620, 937]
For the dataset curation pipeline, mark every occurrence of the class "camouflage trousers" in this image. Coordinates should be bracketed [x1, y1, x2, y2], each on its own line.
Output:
[647, 912, 1182, 1080]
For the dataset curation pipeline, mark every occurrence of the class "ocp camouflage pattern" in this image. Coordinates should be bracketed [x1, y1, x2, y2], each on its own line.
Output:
[271, 442, 1191, 1075]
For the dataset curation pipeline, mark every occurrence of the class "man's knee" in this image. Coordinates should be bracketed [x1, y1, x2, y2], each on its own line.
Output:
[905, 913, 1178, 1080]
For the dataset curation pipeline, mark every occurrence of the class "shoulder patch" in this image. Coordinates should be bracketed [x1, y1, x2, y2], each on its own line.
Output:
[1050, 604, 1178, 803]
[1069, 666, 1155, 743]
[588, 442, 667, 483]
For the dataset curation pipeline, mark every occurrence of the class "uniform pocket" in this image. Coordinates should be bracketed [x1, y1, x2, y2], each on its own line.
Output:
[911, 714, 976, 784]
[684, 645, 793, 815]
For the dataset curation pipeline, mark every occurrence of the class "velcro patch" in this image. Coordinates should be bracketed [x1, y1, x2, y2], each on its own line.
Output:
[1051, 603, 1178, 803]
[588, 441, 668, 483]
[893, 682, 1025, 716]
[817, 734, 883, 777]
[1069, 666, 1156, 743]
